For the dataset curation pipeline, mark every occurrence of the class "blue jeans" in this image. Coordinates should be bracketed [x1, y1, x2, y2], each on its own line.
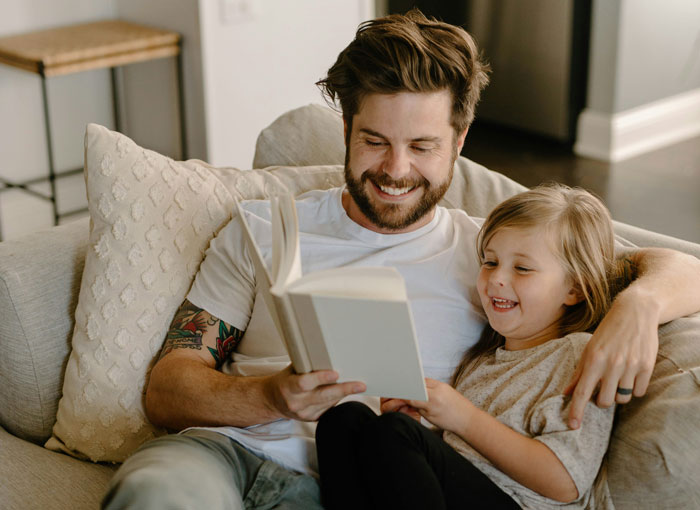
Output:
[102, 429, 322, 510]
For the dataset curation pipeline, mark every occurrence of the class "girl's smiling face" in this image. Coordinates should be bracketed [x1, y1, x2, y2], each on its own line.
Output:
[477, 226, 582, 351]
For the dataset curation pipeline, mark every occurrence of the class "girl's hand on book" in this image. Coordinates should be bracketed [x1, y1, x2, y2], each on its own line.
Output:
[266, 365, 366, 422]
[408, 378, 473, 434]
[380, 397, 421, 421]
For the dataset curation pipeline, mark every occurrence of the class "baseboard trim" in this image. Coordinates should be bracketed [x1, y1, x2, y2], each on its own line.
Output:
[574, 88, 700, 162]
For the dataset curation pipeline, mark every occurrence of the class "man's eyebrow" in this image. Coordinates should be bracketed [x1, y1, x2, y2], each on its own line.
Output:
[358, 128, 441, 143]
[358, 128, 387, 139]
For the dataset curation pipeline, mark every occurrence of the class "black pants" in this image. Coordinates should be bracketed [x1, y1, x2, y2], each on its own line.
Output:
[316, 401, 520, 510]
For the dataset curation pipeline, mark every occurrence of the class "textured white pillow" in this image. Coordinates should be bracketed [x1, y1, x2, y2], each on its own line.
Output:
[46, 124, 344, 462]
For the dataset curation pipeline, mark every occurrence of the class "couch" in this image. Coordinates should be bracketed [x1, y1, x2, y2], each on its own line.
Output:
[1, 104, 698, 509]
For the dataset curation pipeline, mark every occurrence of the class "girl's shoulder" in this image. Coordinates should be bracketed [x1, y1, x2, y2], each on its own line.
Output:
[527, 332, 592, 370]
[558, 331, 593, 358]
[535, 332, 593, 383]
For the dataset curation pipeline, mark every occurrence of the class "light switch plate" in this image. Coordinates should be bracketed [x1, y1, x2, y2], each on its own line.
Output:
[220, 0, 261, 24]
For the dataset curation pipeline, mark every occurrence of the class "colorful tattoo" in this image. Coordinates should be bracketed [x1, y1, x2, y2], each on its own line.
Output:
[159, 301, 208, 360]
[207, 321, 244, 368]
[158, 300, 244, 368]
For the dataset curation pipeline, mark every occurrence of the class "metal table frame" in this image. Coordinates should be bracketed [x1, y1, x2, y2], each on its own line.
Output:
[0, 21, 188, 240]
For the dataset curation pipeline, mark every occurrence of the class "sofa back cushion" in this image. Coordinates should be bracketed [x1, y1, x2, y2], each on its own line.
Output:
[0, 221, 90, 443]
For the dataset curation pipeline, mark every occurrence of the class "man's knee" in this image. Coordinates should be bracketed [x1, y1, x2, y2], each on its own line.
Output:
[103, 466, 178, 509]
[102, 433, 245, 510]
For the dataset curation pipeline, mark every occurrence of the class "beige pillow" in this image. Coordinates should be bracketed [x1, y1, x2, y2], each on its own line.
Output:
[46, 124, 344, 462]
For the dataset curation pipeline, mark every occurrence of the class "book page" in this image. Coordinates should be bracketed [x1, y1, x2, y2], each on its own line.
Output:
[270, 194, 302, 290]
[235, 200, 312, 372]
[288, 292, 428, 401]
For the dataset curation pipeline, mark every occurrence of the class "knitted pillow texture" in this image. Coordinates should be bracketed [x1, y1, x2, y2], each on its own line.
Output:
[46, 124, 344, 462]
[44, 124, 236, 461]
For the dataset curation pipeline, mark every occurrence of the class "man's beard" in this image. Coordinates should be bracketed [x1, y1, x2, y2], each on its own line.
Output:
[344, 153, 455, 231]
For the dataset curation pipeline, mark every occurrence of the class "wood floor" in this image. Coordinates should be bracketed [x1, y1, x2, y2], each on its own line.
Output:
[461, 122, 700, 244]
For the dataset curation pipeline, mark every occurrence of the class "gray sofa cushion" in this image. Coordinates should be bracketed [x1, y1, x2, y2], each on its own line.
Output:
[0, 219, 90, 443]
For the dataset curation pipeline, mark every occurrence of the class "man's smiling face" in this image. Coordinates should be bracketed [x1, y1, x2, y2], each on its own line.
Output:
[342, 90, 467, 234]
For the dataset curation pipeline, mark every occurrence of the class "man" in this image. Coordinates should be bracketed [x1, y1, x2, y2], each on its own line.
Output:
[103, 10, 700, 509]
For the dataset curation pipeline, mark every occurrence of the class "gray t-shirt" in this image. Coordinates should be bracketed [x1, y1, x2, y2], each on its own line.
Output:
[444, 332, 615, 509]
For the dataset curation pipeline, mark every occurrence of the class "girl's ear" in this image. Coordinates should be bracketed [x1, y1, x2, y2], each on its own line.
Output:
[564, 284, 584, 306]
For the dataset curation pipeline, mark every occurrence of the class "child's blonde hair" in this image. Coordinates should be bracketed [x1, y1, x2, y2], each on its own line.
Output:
[453, 183, 620, 383]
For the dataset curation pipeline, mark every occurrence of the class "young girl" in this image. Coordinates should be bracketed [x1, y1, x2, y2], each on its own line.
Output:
[316, 184, 623, 510]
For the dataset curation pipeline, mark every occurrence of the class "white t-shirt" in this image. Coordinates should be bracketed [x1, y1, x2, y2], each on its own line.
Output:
[186, 186, 485, 476]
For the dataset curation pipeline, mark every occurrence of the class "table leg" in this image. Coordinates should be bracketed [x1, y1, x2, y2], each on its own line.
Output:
[176, 44, 188, 160]
[110, 67, 124, 133]
[40, 73, 60, 226]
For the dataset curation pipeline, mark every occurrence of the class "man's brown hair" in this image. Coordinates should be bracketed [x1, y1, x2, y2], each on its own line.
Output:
[317, 8, 490, 136]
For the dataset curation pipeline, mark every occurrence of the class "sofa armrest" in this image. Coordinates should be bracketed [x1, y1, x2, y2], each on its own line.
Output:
[0, 218, 90, 443]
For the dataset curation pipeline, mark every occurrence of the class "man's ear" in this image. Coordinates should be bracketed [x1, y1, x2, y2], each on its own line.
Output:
[343, 118, 348, 145]
[456, 127, 469, 153]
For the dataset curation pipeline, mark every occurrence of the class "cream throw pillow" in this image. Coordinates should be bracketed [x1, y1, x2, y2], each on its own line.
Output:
[46, 124, 344, 462]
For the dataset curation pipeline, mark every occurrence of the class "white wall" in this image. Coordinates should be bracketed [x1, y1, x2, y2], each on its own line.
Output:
[199, 0, 374, 168]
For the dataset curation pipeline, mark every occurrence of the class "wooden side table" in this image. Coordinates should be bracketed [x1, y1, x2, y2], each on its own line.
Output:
[0, 20, 187, 239]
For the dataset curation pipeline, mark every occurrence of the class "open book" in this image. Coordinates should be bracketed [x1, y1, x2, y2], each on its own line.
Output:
[235, 195, 428, 401]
